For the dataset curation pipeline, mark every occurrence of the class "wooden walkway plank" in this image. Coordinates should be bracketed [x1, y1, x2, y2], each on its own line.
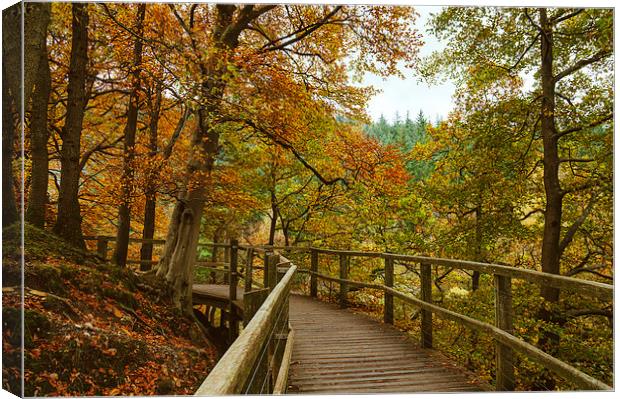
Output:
[288, 295, 485, 393]
[192, 284, 245, 310]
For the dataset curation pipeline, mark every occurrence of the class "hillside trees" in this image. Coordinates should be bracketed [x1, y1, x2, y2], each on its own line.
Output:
[150, 4, 421, 314]
[423, 6, 613, 388]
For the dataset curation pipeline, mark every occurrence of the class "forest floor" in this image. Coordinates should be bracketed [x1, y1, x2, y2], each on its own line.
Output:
[2, 225, 218, 396]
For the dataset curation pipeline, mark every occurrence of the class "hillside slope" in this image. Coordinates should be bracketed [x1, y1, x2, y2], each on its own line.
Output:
[2, 225, 217, 396]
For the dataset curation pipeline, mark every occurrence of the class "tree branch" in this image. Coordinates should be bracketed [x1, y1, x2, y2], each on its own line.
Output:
[162, 105, 191, 159]
[79, 135, 123, 171]
[555, 113, 613, 139]
[241, 119, 348, 187]
[559, 194, 597, 254]
[261, 6, 343, 52]
[553, 48, 612, 83]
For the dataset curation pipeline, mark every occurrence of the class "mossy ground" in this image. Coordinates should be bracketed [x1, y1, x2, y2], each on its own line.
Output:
[2, 224, 217, 396]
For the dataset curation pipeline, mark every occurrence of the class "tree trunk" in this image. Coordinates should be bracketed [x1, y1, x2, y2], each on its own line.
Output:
[2, 3, 51, 228]
[537, 8, 562, 390]
[268, 207, 277, 246]
[2, 4, 21, 227]
[140, 86, 162, 270]
[26, 39, 51, 227]
[52, 3, 89, 249]
[166, 208, 197, 315]
[156, 107, 220, 313]
[472, 205, 483, 291]
[156, 4, 242, 313]
[114, 4, 146, 267]
[539, 8, 562, 303]
[24, 2, 51, 106]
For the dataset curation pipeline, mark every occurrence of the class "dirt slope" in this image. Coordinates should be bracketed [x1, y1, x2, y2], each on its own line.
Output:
[2, 225, 217, 396]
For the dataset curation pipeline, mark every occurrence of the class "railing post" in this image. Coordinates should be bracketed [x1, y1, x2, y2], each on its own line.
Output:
[494, 274, 514, 391]
[228, 239, 239, 343]
[266, 253, 279, 392]
[384, 254, 394, 324]
[310, 248, 318, 297]
[96, 236, 108, 260]
[244, 248, 254, 292]
[339, 254, 348, 309]
[263, 251, 271, 288]
[267, 253, 278, 291]
[223, 239, 230, 284]
[420, 262, 433, 348]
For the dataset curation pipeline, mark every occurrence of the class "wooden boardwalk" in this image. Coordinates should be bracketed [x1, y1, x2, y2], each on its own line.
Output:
[192, 284, 245, 310]
[287, 295, 485, 394]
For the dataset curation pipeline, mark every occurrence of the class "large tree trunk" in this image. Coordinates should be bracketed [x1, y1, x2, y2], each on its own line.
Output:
[539, 8, 562, 303]
[113, 4, 146, 267]
[3, 3, 51, 228]
[26, 40, 51, 227]
[156, 108, 220, 287]
[156, 5, 240, 314]
[53, 3, 89, 249]
[2, 4, 22, 227]
[537, 8, 562, 390]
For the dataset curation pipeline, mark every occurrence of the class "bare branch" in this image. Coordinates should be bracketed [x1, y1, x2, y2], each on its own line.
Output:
[553, 49, 612, 83]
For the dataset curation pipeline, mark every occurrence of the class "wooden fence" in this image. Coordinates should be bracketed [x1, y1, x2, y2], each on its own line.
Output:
[298, 247, 612, 391]
[195, 253, 297, 395]
[83, 237, 612, 391]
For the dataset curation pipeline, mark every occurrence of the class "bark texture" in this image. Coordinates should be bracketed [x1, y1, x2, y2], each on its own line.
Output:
[113, 4, 146, 267]
[53, 3, 89, 249]
[536, 8, 562, 390]
[26, 40, 52, 227]
[2, 4, 22, 227]
[2, 2, 51, 227]
[140, 85, 163, 269]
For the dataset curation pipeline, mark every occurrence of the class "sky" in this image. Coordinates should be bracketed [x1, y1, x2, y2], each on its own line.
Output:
[361, 6, 456, 123]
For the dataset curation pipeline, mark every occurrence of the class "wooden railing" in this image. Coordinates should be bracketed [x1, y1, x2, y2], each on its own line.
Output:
[83, 236, 612, 391]
[295, 247, 612, 391]
[195, 253, 297, 395]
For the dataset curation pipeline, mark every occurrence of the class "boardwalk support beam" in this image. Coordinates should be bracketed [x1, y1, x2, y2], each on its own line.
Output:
[494, 274, 514, 391]
[384, 255, 394, 324]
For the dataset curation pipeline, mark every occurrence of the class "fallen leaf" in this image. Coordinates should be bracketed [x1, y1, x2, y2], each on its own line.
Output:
[29, 289, 48, 297]
[102, 348, 117, 356]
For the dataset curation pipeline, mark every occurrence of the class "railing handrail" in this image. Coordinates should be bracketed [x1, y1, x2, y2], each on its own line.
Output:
[85, 234, 611, 301]
[83, 234, 611, 390]
[296, 268, 611, 390]
[194, 260, 297, 395]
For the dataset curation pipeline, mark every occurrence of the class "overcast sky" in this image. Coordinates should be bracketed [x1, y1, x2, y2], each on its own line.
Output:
[361, 6, 455, 123]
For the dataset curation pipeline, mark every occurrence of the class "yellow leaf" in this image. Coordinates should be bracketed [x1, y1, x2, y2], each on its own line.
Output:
[112, 307, 123, 318]
[29, 289, 48, 297]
